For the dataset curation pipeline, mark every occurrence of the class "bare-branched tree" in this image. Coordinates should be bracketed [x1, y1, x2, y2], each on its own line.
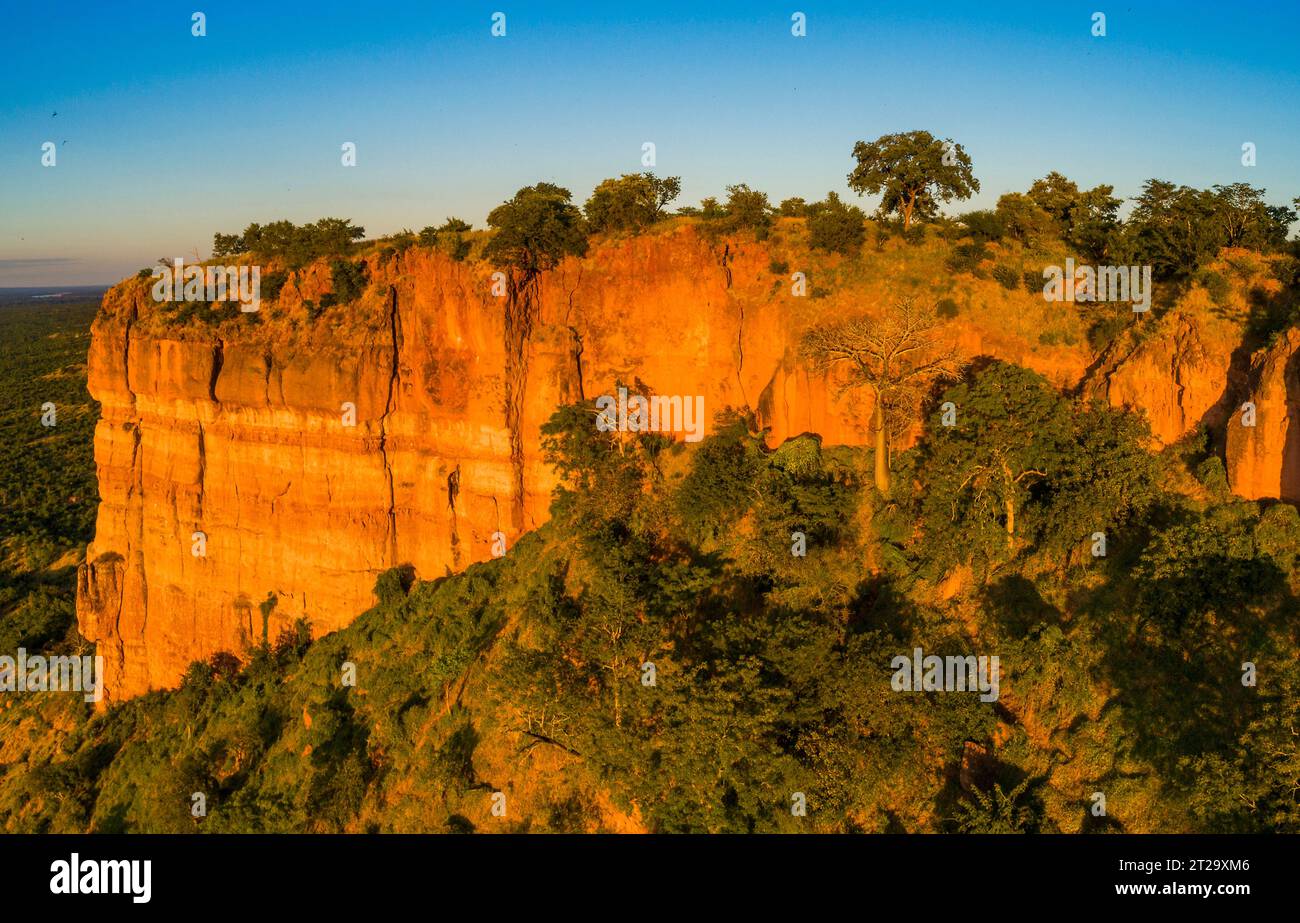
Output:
[801, 298, 959, 493]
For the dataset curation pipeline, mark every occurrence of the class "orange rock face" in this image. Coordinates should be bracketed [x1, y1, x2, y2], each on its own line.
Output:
[1226, 328, 1300, 501]
[79, 229, 877, 702]
[76, 227, 1274, 702]
[1084, 312, 1239, 445]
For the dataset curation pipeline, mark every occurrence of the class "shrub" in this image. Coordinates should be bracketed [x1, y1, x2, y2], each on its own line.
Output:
[443, 236, 472, 261]
[945, 242, 990, 275]
[384, 230, 417, 254]
[1086, 312, 1129, 352]
[224, 218, 364, 268]
[807, 192, 867, 255]
[698, 197, 726, 220]
[438, 217, 472, 234]
[260, 270, 289, 303]
[329, 259, 368, 304]
[1194, 456, 1230, 496]
[715, 185, 770, 237]
[992, 265, 1020, 290]
[936, 297, 960, 318]
[778, 197, 809, 217]
[1199, 270, 1232, 307]
[958, 210, 1006, 243]
[419, 220, 474, 261]
[212, 232, 249, 258]
[584, 174, 680, 234]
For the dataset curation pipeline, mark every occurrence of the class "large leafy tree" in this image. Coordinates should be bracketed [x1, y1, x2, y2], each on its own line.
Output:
[915, 361, 1160, 570]
[1025, 171, 1122, 260]
[1209, 182, 1295, 250]
[917, 362, 1068, 563]
[847, 131, 979, 232]
[1036, 398, 1161, 555]
[993, 192, 1054, 245]
[1121, 180, 1294, 279]
[1123, 179, 1219, 278]
[484, 182, 588, 276]
[584, 173, 681, 233]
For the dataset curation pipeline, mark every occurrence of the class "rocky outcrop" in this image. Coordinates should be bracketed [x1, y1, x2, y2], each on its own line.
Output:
[78, 228, 883, 701]
[1083, 310, 1242, 446]
[77, 226, 1276, 702]
[1226, 328, 1300, 501]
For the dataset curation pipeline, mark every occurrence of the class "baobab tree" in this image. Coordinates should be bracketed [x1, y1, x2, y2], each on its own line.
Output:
[802, 298, 958, 493]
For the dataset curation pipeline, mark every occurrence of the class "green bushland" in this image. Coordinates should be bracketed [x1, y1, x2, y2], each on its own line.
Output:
[0, 299, 102, 804]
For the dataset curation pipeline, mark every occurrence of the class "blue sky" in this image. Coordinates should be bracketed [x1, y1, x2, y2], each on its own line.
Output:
[2, 1, 1298, 284]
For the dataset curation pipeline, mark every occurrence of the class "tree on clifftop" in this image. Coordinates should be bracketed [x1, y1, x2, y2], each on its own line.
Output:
[484, 183, 588, 277]
[802, 298, 957, 494]
[847, 131, 979, 232]
[584, 173, 681, 233]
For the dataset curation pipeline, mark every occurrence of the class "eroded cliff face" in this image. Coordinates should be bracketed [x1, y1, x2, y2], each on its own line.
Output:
[79, 228, 874, 701]
[76, 226, 1288, 701]
[1082, 308, 1243, 445]
[1226, 327, 1300, 501]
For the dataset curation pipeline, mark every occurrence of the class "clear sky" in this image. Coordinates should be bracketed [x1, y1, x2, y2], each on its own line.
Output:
[2, 0, 1298, 284]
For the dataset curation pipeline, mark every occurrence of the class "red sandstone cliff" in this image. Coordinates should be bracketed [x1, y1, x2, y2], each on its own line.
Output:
[75, 226, 1291, 701]
[1227, 327, 1300, 501]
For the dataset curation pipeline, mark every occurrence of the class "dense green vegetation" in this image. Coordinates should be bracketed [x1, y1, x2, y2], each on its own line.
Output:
[211, 217, 366, 267]
[0, 300, 99, 656]
[196, 133, 1298, 340]
[0, 299, 101, 799]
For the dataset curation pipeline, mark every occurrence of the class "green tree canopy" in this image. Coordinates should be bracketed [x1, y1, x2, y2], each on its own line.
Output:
[847, 130, 979, 231]
[915, 361, 1160, 570]
[584, 173, 681, 233]
[227, 217, 365, 268]
[722, 183, 774, 235]
[484, 182, 589, 275]
[1121, 180, 1295, 279]
[1025, 171, 1122, 260]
